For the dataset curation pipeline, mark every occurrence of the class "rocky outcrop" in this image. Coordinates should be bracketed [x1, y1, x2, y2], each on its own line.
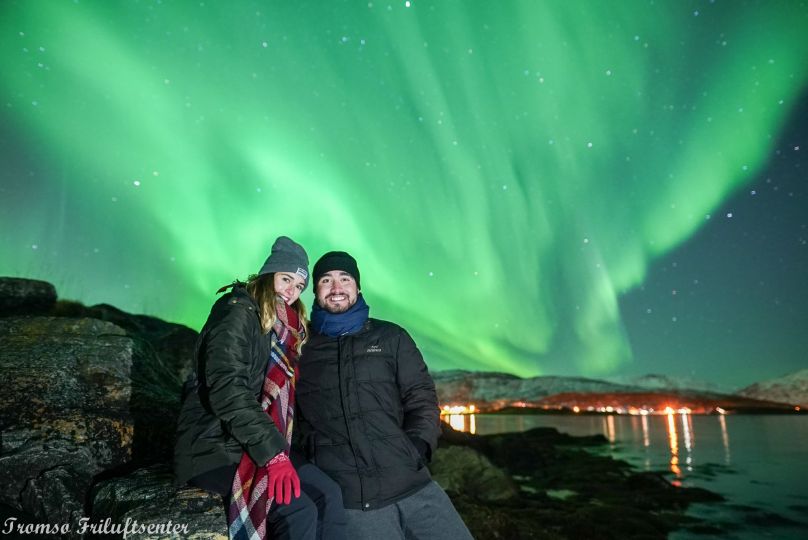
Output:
[0, 277, 57, 315]
[52, 300, 198, 387]
[84, 445, 519, 539]
[0, 317, 135, 529]
[47, 301, 197, 466]
[0, 278, 197, 536]
[430, 445, 518, 502]
[437, 425, 723, 540]
[74, 422, 726, 540]
[91, 465, 226, 539]
[51, 300, 198, 391]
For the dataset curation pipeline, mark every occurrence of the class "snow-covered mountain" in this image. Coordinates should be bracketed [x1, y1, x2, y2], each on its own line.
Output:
[432, 369, 804, 411]
[606, 373, 729, 394]
[432, 370, 637, 406]
[736, 369, 808, 407]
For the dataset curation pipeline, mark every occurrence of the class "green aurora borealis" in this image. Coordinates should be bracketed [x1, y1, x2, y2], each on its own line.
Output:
[1, 1, 807, 386]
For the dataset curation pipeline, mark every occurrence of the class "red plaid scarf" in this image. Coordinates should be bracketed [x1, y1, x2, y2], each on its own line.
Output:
[227, 298, 303, 540]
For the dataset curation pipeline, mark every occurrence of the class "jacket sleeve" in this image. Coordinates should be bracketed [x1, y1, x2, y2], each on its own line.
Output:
[395, 329, 441, 456]
[202, 300, 286, 467]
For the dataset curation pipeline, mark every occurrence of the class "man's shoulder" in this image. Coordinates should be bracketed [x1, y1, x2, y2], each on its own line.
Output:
[363, 319, 420, 351]
[367, 317, 408, 335]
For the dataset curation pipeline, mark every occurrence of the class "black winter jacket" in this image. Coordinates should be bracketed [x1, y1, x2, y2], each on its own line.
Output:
[294, 318, 441, 510]
[173, 286, 287, 487]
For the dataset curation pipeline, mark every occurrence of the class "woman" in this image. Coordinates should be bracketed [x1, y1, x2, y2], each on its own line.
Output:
[174, 236, 346, 540]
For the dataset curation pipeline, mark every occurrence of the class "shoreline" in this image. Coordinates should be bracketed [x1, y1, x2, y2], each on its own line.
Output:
[434, 423, 725, 539]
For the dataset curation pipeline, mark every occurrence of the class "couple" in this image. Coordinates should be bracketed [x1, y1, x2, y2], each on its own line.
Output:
[174, 236, 472, 540]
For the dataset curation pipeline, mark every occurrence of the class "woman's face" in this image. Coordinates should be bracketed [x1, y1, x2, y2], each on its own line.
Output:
[273, 272, 306, 305]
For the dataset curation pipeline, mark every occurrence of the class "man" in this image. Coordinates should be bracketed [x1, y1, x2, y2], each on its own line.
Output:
[294, 251, 472, 539]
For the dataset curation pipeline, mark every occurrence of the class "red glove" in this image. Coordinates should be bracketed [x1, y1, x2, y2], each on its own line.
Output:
[267, 453, 301, 505]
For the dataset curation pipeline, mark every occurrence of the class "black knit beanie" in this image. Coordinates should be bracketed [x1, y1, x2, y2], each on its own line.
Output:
[257, 236, 310, 289]
[312, 251, 360, 289]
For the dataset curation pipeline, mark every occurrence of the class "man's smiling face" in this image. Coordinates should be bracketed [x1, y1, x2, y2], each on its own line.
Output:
[315, 270, 358, 313]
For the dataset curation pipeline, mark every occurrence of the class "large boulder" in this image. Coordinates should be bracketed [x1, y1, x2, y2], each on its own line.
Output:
[0, 280, 205, 536]
[71, 303, 198, 385]
[0, 277, 57, 315]
[0, 312, 194, 530]
[430, 445, 518, 502]
[0, 317, 135, 531]
[50, 300, 197, 464]
[91, 465, 227, 539]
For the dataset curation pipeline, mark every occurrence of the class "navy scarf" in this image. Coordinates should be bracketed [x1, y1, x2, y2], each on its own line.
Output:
[311, 294, 370, 337]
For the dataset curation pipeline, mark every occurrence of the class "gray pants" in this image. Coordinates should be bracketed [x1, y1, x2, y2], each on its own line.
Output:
[344, 481, 473, 540]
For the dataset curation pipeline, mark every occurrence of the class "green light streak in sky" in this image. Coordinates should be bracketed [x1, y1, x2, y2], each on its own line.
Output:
[1, 1, 806, 377]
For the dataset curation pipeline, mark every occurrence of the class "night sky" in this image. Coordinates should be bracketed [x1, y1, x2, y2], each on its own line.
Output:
[1, 1, 806, 388]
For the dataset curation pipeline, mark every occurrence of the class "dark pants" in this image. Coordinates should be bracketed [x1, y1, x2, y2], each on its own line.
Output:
[189, 455, 346, 540]
[344, 481, 472, 540]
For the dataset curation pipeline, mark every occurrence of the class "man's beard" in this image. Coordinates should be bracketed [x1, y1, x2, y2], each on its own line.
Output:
[324, 304, 350, 314]
[320, 295, 353, 314]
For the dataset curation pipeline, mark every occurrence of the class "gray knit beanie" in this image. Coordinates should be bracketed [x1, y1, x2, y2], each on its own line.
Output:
[257, 236, 310, 289]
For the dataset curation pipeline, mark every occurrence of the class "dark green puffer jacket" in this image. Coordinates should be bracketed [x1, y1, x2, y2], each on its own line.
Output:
[173, 285, 286, 487]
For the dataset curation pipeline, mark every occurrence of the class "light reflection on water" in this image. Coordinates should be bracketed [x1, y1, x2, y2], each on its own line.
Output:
[718, 413, 731, 464]
[441, 413, 808, 539]
[444, 414, 475, 434]
[666, 412, 681, 480]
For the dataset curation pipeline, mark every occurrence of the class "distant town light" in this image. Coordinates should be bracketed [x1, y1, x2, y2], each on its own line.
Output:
[439, 404, 476, 416]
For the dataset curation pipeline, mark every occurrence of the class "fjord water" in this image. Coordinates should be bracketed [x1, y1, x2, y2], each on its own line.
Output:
[446, 414, 808, 539]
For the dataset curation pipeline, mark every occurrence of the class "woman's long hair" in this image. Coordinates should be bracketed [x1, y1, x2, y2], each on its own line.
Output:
[245, 273, 309, 353]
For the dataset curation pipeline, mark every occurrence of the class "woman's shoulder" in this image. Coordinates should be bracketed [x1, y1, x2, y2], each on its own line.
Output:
[207, 286, 259, 324]
[219, 285, 254, 305]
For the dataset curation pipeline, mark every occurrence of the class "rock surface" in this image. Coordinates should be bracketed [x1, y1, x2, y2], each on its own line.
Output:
[82, 423, 723, 540]
[49, 299, 197, 465]
[0, 278, 198, 537]
[0, 317, 135, 530]
[0, 277, 56, 315]
[437, 425, 723, 540]
[430, 445, 518, 502]
[53, 301, 198, 385]
[91, 465, 226, 539]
